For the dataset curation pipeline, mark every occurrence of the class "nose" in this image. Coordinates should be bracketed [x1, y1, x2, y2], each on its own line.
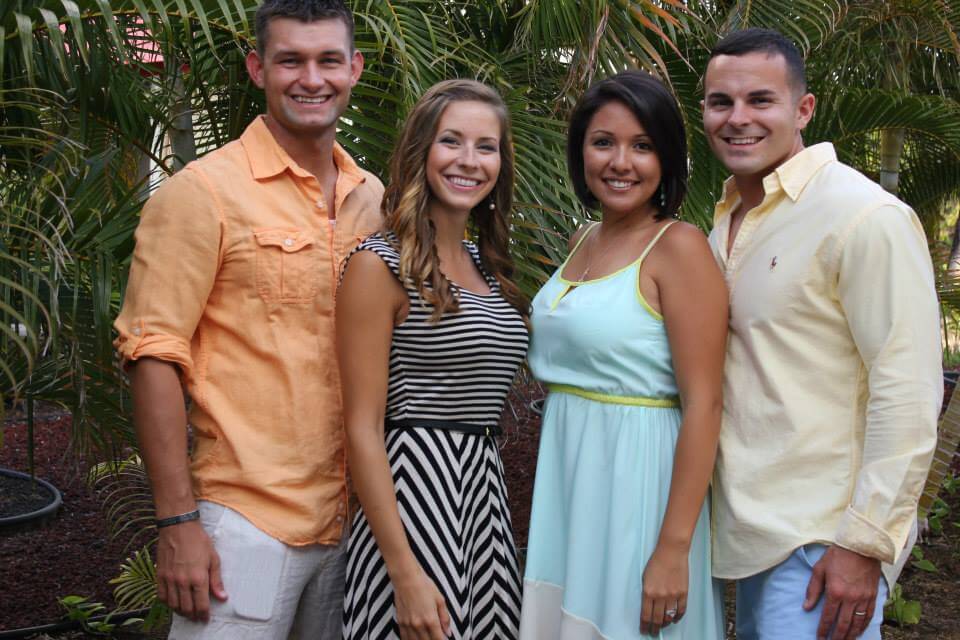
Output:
[729, 100, 751, 127]
[457, 144, 480, 169]
[610, 144, 629, 172]
[299, 62, 326, 91]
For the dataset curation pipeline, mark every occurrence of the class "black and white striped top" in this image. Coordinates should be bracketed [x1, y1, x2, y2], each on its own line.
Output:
[350, 232, 529, 427]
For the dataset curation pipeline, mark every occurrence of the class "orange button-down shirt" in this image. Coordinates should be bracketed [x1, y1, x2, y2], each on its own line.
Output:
[114, 116, 383, 545]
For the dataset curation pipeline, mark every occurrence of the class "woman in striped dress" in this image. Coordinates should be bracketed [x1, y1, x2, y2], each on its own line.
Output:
[338, 80, 529, 640]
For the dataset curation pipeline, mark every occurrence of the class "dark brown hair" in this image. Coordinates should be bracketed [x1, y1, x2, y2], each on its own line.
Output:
[382, 79, 528, 323]
[254, 0, 354, 55]
[567, 70, 687, 220]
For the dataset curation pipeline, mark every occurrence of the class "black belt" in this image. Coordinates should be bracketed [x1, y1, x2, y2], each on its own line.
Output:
[385, 418, 501, 437]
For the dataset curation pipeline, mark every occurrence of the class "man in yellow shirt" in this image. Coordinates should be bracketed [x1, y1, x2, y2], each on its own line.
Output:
[113, 1, 382, 637]
[702, 28, 941, 640]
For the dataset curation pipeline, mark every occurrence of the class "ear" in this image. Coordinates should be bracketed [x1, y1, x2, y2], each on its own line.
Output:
[796, 92, 816, 131]
[246, 50, 266, 89]
[349, 49, 364, 88]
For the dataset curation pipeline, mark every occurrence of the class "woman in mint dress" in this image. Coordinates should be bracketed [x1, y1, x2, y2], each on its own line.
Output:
[519, 71, 728, 639]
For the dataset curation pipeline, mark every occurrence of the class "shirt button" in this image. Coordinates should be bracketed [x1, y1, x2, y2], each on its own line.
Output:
[132, 327, 141, 336]
[336, 515, 344, 522]
[316, 200, 325, 209]
[283, 238, 294, 247]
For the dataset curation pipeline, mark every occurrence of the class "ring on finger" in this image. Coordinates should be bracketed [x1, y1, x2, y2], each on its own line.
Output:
[853, 610, 868, 617]
[665, 608, 677, 618]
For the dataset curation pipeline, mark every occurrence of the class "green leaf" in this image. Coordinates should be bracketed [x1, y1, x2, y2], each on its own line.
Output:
[14, 12, 35, 82]
[911, 558, 938, 572]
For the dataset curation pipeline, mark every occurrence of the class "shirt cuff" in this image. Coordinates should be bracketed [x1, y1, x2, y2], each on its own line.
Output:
[834, 505, 898, 564]
[113, 323, 194, 380]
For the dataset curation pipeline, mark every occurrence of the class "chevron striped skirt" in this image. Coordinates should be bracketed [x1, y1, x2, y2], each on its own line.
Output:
[343, 426, 522, 639]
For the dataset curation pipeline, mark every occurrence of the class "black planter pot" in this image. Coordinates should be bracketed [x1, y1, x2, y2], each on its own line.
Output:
[0, 467, 62, 535]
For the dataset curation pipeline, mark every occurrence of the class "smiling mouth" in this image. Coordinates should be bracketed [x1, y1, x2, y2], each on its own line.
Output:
[292, 95, 332, 104]
[724, 136, 763, 146]
[445, 176, 483, 188]
[603, 178, 636, 190]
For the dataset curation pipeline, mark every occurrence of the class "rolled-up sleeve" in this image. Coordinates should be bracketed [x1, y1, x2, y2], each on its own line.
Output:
[833, 204, 942, 563]
[114, 166, 223, 381]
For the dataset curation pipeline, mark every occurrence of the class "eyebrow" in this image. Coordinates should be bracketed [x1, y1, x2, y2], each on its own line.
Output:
[706, 89, 778, 100]
[437, 129, 499, 142]
[271, 48, 346, 59]
[588, 128, 651, 138]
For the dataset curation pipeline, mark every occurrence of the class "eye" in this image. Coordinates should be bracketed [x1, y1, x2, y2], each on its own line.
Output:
[478, 143, 498, 153]
[591, 137, 612, 147]
[438, 136, 459, 145]
[321, 57, 342, 66]
[279, 58, 299, 66]
[634, 141, 654, 151]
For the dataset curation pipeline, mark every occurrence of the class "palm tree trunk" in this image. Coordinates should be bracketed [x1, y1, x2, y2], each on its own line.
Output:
[949, 212, 960, 272]
[879, 127, 905, 195]
[168, 70, 196, 172]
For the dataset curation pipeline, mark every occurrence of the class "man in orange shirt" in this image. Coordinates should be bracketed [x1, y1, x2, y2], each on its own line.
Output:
[113, 1, 382, 637]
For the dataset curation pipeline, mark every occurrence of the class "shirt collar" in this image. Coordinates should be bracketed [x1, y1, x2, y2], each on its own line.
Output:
[767, 142, 836, 202]
[241, 116, 366, 187]
[713, 142, 836, 224]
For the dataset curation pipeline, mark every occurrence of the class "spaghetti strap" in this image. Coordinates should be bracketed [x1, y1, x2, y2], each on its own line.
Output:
[562, 222, 600, 267]
[638, 219, 679, 263]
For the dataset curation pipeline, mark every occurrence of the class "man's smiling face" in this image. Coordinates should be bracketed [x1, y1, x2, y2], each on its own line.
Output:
[246, 17, 362, 141]
[702, 51, 815, 184]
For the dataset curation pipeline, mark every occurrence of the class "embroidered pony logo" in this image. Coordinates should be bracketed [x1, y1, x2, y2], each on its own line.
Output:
[770, 256, 778, 271]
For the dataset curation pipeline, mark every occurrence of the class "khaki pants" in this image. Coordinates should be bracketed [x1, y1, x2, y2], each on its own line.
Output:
[169, 501, 347, 640]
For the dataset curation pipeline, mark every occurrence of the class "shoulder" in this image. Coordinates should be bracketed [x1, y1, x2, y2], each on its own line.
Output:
[654, 220, 712, 257]
[359, 168, 385, 195]
[142, 164, 222, 224]
[567, 221, 596, 251]
[350, 232, 401, 272]
[355, 231, 397, 255]
[808, 160, 906, 219]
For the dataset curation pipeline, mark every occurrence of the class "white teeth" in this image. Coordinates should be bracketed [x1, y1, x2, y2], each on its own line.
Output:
[448, 176, 480, 187]
[728, 136, 761, 145]
[293, 96, 330, 104]
[605, 179, 632, 189]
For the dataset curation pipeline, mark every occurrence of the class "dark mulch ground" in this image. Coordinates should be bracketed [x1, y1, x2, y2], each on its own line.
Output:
[1, 380, 958, 638]
[0, 473, 56, 519]
[0, 409, 143, 634]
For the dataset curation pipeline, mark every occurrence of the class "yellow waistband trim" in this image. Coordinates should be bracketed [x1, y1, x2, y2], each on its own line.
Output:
[547, 384, 680, 407]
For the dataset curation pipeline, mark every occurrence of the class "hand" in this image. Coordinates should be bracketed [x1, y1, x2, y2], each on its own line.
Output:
[803, 546, 881, 640]
[640, 543, 689, 636]
[393, 566, 451, 640]
[155, 520, 227, 622]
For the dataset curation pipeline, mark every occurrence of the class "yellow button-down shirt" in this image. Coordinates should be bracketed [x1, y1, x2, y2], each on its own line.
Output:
[708, 143, 941, 584]
[114, 117, 383, 545]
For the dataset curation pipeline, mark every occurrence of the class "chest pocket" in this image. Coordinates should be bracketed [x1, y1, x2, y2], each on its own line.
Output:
[254, 228, 318, 304]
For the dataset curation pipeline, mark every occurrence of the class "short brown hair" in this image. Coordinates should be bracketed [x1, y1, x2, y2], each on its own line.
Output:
[254, 0, 355, 55]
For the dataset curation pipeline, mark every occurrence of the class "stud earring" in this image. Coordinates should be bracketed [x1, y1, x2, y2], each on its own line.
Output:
[488, 199, 496, 211]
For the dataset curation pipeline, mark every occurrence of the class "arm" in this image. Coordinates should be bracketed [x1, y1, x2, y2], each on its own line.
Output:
[113, 168, 225, 621]
[806, 205, 941, 640]
[336, 250, 450, 640]
[640, 223, 728, 636]
[130, 359, 225, 621]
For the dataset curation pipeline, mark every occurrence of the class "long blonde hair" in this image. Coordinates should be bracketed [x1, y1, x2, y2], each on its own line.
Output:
[382, 79, 528, 323]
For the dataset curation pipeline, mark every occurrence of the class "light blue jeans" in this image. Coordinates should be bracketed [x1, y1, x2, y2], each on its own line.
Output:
[736, 544, 887, 640]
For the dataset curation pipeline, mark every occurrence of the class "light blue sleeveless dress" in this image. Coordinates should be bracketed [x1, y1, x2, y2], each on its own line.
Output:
[520, 222, 723, 640]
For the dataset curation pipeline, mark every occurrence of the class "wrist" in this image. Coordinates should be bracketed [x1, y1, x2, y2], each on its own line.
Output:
[656, 532, 692, 553]
[156, 509, 200, 529]
[386, 555, 422, 583]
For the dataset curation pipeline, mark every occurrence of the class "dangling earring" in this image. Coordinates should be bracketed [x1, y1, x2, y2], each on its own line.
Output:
[488, 198, 496, 211]
[659, 185, 666, 209]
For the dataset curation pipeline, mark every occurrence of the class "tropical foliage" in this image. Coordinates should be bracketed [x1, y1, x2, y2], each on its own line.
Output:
[1, 0, 959, 615]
